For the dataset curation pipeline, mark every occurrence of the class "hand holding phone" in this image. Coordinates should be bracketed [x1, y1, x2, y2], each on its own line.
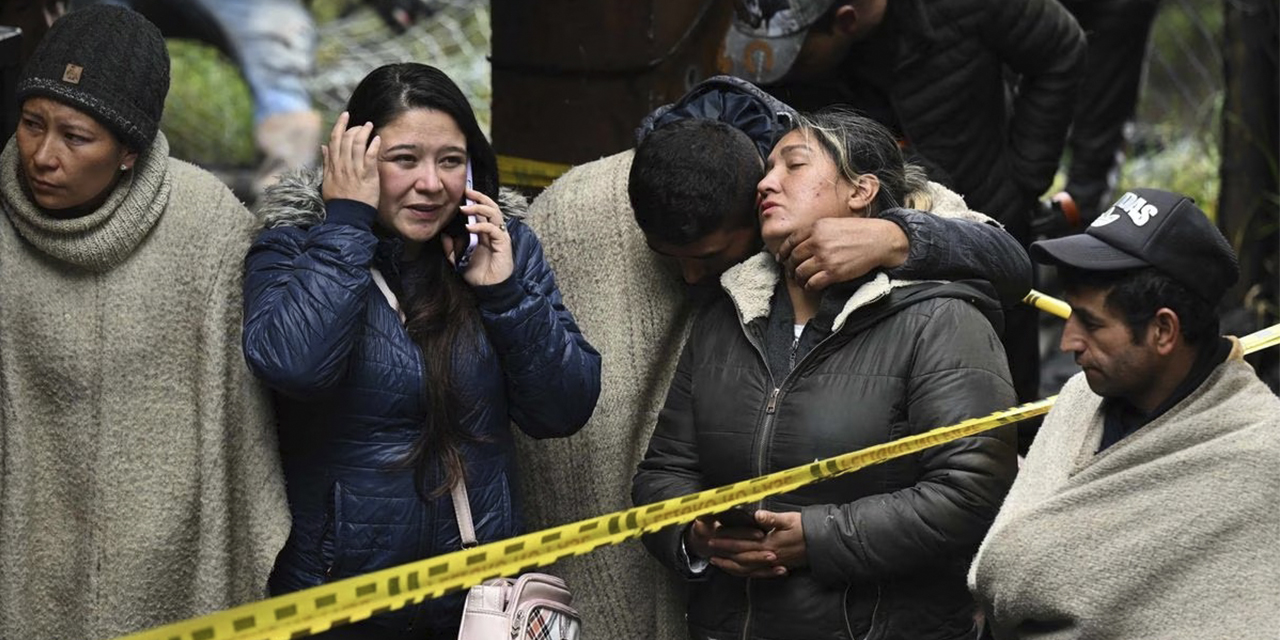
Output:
[714, 506, 765, 531]
[455, 160, 479, 272]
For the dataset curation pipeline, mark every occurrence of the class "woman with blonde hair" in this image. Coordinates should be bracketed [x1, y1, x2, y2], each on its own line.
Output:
[635, 109, 1018, 640]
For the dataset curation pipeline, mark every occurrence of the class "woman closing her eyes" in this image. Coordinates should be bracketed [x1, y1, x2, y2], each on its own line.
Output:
[634, 109, 1017, 640]
[242, 62, 601, 639]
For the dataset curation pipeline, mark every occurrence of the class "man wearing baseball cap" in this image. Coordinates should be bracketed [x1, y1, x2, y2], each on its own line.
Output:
[967, 188, 1280, 638]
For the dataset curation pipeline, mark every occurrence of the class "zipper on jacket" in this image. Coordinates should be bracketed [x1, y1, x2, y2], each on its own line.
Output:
[726, 296, 851, 640]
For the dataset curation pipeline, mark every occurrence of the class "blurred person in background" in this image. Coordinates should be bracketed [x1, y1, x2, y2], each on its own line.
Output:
[69, 0, 322, 196]
[721, 0, 1088, 445]
[1037, 0, 1163, 236]
[0, 6, 289, 638]
[243, 62, 601, 639]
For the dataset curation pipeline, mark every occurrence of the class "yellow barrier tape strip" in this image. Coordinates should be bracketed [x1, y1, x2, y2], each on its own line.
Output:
[117, 322, 1280, 640]
[497, 155, 573, 188]
[1242, 321, 1280, 354]
[1023, 289, 1072, 319]
[1023, 291, 1280, 355]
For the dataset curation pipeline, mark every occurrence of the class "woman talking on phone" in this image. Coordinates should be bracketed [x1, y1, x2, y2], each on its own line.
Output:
[243, 62, 601, 638]
[633, 110, 1017, 640]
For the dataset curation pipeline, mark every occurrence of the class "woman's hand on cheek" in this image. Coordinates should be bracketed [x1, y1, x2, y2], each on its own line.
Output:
[320, 111, 382, 208]
[455, 189, 514, 287]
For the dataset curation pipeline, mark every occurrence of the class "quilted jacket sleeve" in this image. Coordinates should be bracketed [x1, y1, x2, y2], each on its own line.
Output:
[801, 298, 1018, 585]
[632, 336, 707, 579]
[241, 199, 378, 397]
[881, 209, 1032, 308]
[470, 218, 601, 439]
[985, 0, 1087, 199]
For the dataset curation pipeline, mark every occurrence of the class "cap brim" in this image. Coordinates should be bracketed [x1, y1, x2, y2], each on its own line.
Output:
[1030, 233, 1151, 270]
[719, 26, 804, 85]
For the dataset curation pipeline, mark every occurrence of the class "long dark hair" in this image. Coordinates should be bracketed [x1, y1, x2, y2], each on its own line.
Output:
[345, 63, 498, 499]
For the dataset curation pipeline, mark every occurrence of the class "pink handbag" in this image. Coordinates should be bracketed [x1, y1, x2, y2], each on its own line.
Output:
[451, 482, 582, 640]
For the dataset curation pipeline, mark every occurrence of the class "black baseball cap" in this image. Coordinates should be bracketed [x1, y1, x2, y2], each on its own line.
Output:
[1030, 188, 1239, 303]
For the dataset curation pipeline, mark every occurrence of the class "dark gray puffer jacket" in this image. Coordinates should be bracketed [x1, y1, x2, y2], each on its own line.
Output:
[634, 253, 1018, 640]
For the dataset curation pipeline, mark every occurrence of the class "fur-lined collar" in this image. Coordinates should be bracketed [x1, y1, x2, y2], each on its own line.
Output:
[254, 168, 528, 229]
[720, 253, 931, 333]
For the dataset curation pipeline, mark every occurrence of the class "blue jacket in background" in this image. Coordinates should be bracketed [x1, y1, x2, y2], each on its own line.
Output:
[242, 174, 601, 636]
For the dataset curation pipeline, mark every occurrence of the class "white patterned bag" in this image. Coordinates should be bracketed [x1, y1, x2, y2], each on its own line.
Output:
[451, 482, 581, 640]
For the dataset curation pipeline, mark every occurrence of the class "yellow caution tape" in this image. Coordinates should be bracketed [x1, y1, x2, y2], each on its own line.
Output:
[115, 322, 1280, 640]
[1242, 321, 1280, 354]
[1021, 291, 1280, 354]
[497, 155, 573, 189]
[1023, 289, 1072, 319]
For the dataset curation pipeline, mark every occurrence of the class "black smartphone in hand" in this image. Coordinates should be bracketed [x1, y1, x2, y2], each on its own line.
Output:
[715, 506, 764, 530]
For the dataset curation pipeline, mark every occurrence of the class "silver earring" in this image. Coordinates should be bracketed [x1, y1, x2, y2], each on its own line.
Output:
[120, 164, 129, 171]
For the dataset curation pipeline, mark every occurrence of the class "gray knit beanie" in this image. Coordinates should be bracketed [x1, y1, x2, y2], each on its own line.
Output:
[16, 5, 170, 151]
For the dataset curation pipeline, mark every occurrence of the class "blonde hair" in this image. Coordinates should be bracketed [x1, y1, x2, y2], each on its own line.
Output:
[794, 108, 930, 216]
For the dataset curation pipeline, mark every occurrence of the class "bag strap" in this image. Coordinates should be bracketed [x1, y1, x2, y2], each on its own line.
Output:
[451, 479, 479, 549]
[370, 267, 407, 324]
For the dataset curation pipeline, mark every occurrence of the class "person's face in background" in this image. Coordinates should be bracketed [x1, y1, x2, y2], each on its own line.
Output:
[375, 107, 469, 252]
[1060, 286, 1162, 403]
[779, 0, 889, 83]
[645, 222, 761, 286]
[17, 96, 136, 213]
[757, 129, 865, 253]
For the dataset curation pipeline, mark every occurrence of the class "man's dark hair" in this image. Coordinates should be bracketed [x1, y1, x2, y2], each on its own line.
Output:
[629, 118, 762, 246]
[1059, 266, 1219, 345]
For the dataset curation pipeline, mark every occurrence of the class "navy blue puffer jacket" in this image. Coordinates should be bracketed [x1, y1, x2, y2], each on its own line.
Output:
[242, 174, 601, 636]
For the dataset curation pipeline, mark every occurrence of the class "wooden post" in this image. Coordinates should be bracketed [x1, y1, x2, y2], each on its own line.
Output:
[1219, 0, 1278, 387]
[490, 0, 731, 167]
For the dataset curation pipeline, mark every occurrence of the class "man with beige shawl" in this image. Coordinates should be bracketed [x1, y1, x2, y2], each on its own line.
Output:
[970, 187, 1280, 638]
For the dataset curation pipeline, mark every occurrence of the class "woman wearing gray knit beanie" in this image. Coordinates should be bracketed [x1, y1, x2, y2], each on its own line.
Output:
[0, 5, 289, 640]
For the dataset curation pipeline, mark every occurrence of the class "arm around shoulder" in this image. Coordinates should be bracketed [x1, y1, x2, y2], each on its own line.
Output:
[881, 206, 1032, 307]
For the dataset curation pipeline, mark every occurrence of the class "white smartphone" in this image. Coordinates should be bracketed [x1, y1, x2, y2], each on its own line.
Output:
[456, 160, 478, 271]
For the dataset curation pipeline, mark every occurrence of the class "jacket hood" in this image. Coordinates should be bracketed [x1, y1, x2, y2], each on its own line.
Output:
[635, 75, 797, 160]
[254, 168, 529, 230]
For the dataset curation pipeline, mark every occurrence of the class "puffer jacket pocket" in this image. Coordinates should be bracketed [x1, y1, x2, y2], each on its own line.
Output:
[329, 481, 420, 582]
[318, 481, 341, 580]
[844, 581, 882, 640]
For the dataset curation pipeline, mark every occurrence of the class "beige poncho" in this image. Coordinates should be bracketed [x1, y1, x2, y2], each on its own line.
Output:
[0, 133, 290, 640]
[970, 341, 1280, 639]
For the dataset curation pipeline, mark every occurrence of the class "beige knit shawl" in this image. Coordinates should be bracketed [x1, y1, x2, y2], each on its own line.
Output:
[0, 133, 290, 640]
[970, 343, 1280, 639]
